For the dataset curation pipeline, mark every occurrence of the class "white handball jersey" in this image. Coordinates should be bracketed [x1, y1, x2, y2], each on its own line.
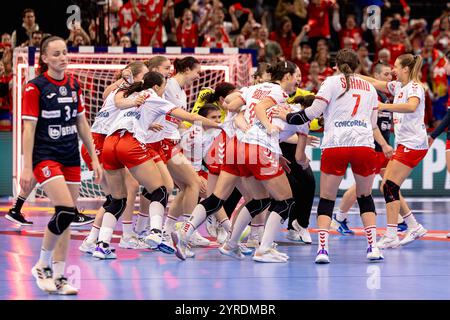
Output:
[386, 80, 428, 150]
[108, 88, 178, 144]
[91, 88, 122, 135]
[180, 125, 221, 171]
[316, 75, 378, 149]
[160, 77, 188, 140]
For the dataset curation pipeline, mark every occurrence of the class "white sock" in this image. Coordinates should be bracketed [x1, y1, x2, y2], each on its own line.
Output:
[229, 207, 252, 247]
[52, 261, 65, 279]
[218, 218, 231, 233]
[259, 212, 283, 252]
[335, 209, 348, 222]
[402, 211, 418, 229]
[386, 224, 398, 238]
[87, 224, 100, 243]
[163, 215, 178, 234]
[135, 213, 149, 234]
[182, 214, 191, 221]
[122, 220, 133, 237]
[149, 202, 164, 231]
[187, 204, 207, 230]
[317, 229, 329, 252]
[397, 214, 404, 224]
[38, 248, 53, 267]
[98, 212, 117, 244]
[364, 225, 377, 247]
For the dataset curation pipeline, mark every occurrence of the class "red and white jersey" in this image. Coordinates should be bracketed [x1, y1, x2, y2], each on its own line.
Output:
[180, 124, 221, 171]
[387, 80, 428, 150]
[316, 75, 378, 149]
[107, 89, 177, 144]
[160, 77, 187, 140]
[91, 89, 122, 135]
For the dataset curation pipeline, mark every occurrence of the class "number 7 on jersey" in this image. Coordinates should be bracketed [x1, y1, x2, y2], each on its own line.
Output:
[351, 94, 361, 117]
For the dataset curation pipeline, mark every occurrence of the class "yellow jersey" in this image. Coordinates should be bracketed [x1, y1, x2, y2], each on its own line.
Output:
[183, 88, 227, 128]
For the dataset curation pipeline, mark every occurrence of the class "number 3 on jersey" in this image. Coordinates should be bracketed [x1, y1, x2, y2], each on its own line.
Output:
[351, 94, 361, 117]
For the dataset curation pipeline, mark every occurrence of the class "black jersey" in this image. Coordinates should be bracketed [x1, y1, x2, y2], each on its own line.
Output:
[375, 90, 392, 152]
[22, 72, 85, 167]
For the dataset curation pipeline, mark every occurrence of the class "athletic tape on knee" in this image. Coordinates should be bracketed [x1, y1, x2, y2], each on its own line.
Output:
[48, 206, 76, 235]
[383, 180, 400, 204]
[272, 198, 295, 222]
[246, 198, 271, 218]
[357, 194, 376, 215]
[102, 194, 113, 210]
[149, 186, 169, 207]
[200, 193, 224, 216]
[317, 198, 335, 218]
[106, 198, 127, 219]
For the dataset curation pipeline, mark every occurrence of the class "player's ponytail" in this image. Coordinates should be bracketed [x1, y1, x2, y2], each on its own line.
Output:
[398, 53, 423, 84]
[38, 35, 65, 74]
[173, 56, 200, 74]
[123, 71, 165, 98]
[202, 82, 236, 104]
[335, 48, 359, 99]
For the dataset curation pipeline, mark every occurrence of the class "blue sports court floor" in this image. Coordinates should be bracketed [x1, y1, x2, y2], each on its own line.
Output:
[0, 197, 449, 300]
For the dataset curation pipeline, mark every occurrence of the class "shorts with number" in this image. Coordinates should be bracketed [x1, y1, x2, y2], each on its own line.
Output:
[81, 132, 106, 171]
[102, 130, 153, 170]
[321, 147, 377, 177]
[220, 137, 284, 181]
[33, 160, 81, 185]
[392, 144, 428, 168]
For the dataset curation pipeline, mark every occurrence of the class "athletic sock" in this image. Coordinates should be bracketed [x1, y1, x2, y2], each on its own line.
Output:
[149, 202, 164, 231]
[317, 229, 329, 252]
[52, 261, 65, 279]
[403, 211, 419, 229]
[364, 225, 377, 247]
[218, 217, 231, 234]
[87, 224, 100, 243]
[335, 209, 348, 222]
[12, 196, 26, 212]
[122, 221, 133, 238]
[163, 215, 178, 234]
[98, 212, 117, 244]
[386, 224, 398, 238]
[259, 212, 283, 252]
[228, 207, 252, 247]
[397, 214, 404, 224]
[135, 213, 149, 234]
[38, 248, 53, 267]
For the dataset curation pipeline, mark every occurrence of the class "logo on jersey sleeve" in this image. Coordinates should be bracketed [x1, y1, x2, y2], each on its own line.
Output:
[59, 87, 68, 96]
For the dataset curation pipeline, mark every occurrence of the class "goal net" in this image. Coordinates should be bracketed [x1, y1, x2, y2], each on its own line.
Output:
[13, 47, 254, 198]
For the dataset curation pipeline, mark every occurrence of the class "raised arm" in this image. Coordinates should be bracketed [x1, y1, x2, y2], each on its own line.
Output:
[379, 97, 420, 113]
[114, 91, 146, 109]
[357, 74, 390, 93]
[170, 107, 220, 128]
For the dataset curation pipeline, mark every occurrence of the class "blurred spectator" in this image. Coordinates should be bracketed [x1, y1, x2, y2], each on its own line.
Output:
[333, 10, 363, 50]
[377, 17, 411, 65]
[432, 14, 450, 52]
[316, 38, 330, 54]
[304, 60, 321, 93]
[29, 31, 43, 47]
[200, 3, 239, 39]
[314, 51, 334, 80]
[234, 34, 246, 48]
[174, 9, 199, 48]
[247, 26, 283, 63]
[1, 34, 11, 46]
[252, 62, 272, 84]
[269, 16, 296, 59]
[275, 0, 307, 33]
[117, 0, 139, 37]
[119, 35, 132, 48]
[135, 0, 172, 46]
[307, 0, 337, 50]
[291, 24, 312, 85]
[0, 60, 12, 131]
[203, 22, 232, 48]
[12, 8, 39, 47]
[420, 35, 448, 123]
[66, 21, 91, 47]
[355, 41, 373, 75]
[377, 48, 391, 65]
[408, 19, 428, 54]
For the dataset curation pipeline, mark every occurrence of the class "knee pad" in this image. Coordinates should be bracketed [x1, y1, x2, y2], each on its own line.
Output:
[271, 198, 295, 222]
[149, 186, 168, 207]
[245, 198, 271, 218]
[48, 206, 76, 235]
[102, 194, 113, 210]
[142, 188, 151, 200]
[383, 180, 400, 204]
[200, 193, 224, 216]
[357, 194, 376, 215]
[106, 197, 127, 219]
[317, 198, 335, 218]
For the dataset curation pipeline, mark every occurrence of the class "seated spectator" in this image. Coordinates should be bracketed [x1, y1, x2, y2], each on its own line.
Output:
[119, 35, 132, 48]
[275, 0, 308, 33]
[1, 34, 11, 46]
[270, 16, 296, 59]
[175, 9, 199, 48]
[304, 60, 321, 93]
[356, 41, 373, 75]
[247, 26, 283, 63]
[12, 8, 39, 47]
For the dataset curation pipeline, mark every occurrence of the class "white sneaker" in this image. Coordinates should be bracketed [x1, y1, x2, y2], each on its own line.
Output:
[219, 243, 244, 260]
[119, 235, 148, 249]
[78, 238, 96, 254]
[399, 224, 427, 246]
[158, 231, 176, 254]
[238, 243, 254, 256]
[145, 229, 163, 249]
[189, 230, 211, 247]
[286, 229, 301, 241]
[31, 265, 57, 292]
[292, 220, 312, 244]
[253, 248, 288, 263]
[171, 230, 188, 261]
[270, 247, 289, 260]
[206, 215, 218, 238]
[315, 249, 330, 264]
[53, 276, 78, 295]
[92, 242, 117, 259]
[366, 245, 384, 261]
[216, 227, 228, 244]
[377, 235, 401, 249]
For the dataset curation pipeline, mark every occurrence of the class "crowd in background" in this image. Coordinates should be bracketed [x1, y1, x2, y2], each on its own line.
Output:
[1, 0, 450, 132]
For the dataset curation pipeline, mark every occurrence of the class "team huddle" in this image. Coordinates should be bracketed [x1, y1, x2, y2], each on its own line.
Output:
[14, 35, 434, 295]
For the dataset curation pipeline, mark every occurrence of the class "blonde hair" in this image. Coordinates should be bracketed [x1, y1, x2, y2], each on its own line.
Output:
[397, 54, 423, 84]
[145, 56, 170, 71]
